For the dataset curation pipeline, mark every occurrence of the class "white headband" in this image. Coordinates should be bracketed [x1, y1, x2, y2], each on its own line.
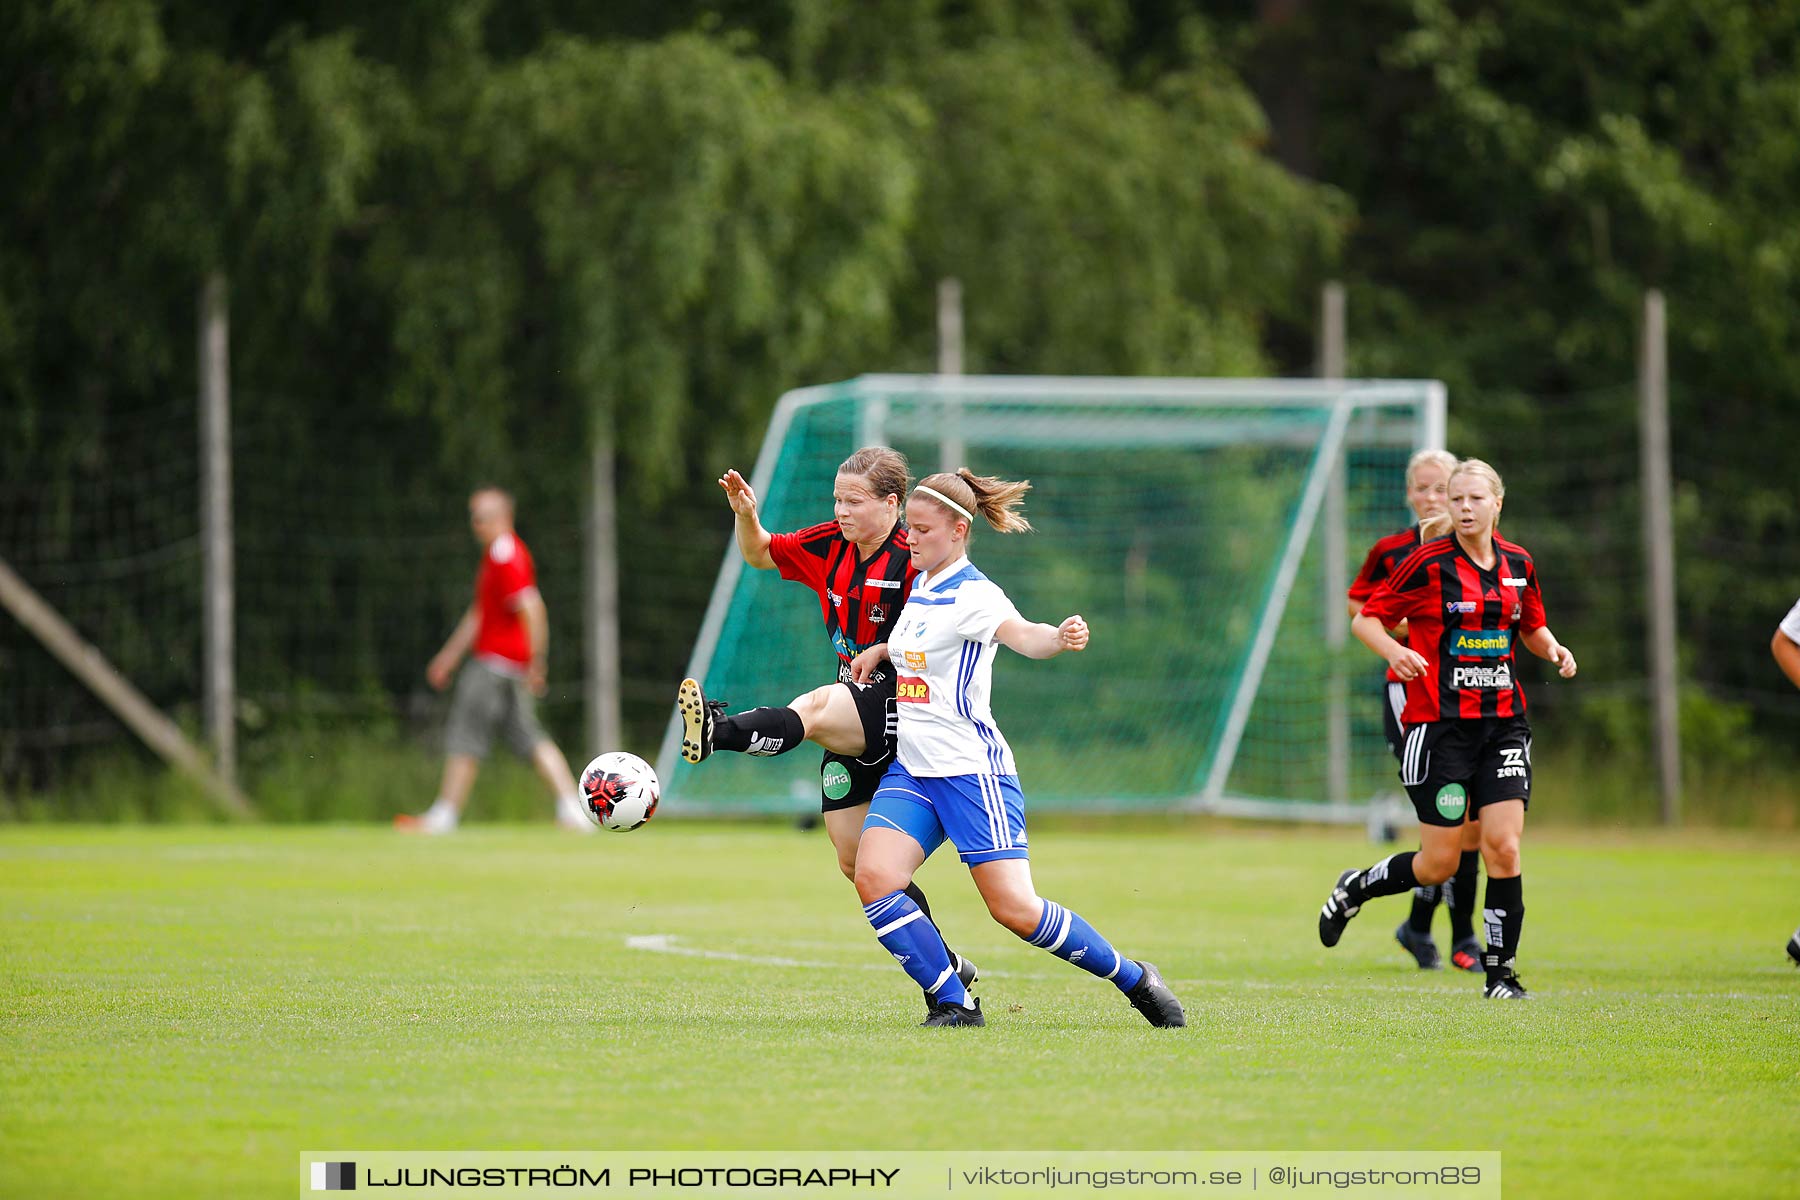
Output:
[913, 484, 974, 522]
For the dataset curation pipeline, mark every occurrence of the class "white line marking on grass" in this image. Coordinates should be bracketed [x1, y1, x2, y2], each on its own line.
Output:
[624, 934, 1038, 977]
[628, 941, 1782, 1002]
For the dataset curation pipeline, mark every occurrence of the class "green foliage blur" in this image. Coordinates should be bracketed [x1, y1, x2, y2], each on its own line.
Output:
[4, 1, 1798, 817]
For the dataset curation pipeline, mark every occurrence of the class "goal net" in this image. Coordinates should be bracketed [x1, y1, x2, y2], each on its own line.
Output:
[660, 375, 1445, 822]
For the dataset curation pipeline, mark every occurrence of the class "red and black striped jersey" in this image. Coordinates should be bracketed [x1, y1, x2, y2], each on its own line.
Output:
[1359, 534, 1548, 724]
[768, 520, 917, 673]
[1348, 524, 1426, 683]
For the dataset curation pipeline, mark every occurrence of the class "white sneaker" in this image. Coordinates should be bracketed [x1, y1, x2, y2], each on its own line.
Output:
[557, 794, 597, 833]
[394, 807, 456, 834]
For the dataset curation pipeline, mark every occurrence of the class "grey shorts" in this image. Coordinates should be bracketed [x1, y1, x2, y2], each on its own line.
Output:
[444, 659, 547, 760]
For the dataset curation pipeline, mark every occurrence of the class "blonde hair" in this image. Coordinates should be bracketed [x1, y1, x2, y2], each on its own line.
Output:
[913, 469, 1033, 535]
[1405, 448, 1459, 492]
[1419, 458, 1506, 540]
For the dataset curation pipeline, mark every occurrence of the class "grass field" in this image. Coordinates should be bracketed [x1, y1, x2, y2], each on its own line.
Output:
[3, 820, 1797, 1199]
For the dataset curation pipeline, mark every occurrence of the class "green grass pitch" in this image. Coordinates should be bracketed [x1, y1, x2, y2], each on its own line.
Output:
[3, 821, 1797, 1198]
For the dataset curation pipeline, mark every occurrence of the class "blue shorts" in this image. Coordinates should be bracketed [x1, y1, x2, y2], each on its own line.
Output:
[862, 760, 1030, 865]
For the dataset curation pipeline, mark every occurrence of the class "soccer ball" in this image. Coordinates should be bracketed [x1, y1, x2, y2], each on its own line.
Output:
[578, 751, 661, 832]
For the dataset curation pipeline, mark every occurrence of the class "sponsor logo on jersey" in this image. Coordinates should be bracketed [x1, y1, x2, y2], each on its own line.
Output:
[828, 589, 844, 608]
[1450, 629, 1513, 657]
[864, 577, 903, 589]
[1435, 782, 1468, 820]
[831, 629, 875, 661]
[896, 675, 931, 703]
[1503, 577, 1527, 587]
[902, 649, 928, 671]
[1451, 662, 1513, 689]
[822, 761, 854, 800]
[1446, 601, 1478, 614]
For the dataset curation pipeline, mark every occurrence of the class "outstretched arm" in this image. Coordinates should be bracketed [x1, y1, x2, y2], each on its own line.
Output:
[994, 614, 1089, 660]
[719, 469, 775, 569]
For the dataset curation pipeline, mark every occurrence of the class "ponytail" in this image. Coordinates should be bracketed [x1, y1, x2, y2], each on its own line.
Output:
[913, 470, 1033, 535]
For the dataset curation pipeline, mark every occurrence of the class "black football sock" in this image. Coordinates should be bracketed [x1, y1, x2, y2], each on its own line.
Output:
[1407, 884, 1440, 934]
[711, 706, 807, 756]
[904, 882, 960, 973]
[1448, 850, 1480, 943]
[1346, 852, 1419, 905]
[1482, 874, 1524, 981]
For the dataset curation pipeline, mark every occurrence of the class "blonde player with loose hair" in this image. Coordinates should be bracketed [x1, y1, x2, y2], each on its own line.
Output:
[1346, 448, 1485, 972]
[1322, 458, 1576, 999]
[847, 468, 1186, 1028]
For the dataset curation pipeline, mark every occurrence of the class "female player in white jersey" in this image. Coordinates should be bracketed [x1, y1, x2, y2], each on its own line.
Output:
[848, 469, 1186, 1028]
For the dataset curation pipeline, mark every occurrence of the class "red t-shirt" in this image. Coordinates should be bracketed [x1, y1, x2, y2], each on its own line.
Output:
[768, 520, 916, 672]
[473, 532, 537, 669]
[1358, 534, 1547, 724]
[1349, 525, 1426, 683]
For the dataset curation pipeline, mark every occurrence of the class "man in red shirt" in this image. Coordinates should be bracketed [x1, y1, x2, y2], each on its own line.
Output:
[396, 486, 591, 833]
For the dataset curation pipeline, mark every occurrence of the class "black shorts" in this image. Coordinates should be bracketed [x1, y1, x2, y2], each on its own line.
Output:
[818, 668, 898, 813]
[1397, 715, 1533, 827]
[1381, 681, 1408, 761]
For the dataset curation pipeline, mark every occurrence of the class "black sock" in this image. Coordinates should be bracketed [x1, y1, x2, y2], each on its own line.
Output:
[903, 882, 960, 980]
[1482, 874, 1524, 981]
[1407, 885, 1440, 934]
[904, 882, 934, 920]
[711, 706, 806, 756]
[1448, 850, 1480, 943]
[1347, 852, 1418, 905]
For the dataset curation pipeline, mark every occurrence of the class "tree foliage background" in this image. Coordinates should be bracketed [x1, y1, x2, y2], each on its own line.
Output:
[3, 0, 1797, 815]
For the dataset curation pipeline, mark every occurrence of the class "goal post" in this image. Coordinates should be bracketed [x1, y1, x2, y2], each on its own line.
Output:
[660, 375, 1445, 822]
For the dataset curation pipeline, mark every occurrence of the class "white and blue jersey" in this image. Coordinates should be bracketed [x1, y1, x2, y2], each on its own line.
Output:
[886, 556, 1020, 777]
[866, 556, 1031, 864]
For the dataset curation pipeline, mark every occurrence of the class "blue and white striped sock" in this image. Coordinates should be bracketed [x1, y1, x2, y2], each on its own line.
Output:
[1024, 899, 1144, 993]
[864, 890, 967, 1006]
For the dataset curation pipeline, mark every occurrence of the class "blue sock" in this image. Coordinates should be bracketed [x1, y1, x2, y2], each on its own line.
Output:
[864, 890, 967, 1006]
[1025, 899, 1144, 993]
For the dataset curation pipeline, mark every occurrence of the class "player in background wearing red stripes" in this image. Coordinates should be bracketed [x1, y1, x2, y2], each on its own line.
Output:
[1770, 598, 1800, 967]
[1320, 460, 1577, 999]
[1347, 449, 1484, 972]
[677, 448, 978, 1001]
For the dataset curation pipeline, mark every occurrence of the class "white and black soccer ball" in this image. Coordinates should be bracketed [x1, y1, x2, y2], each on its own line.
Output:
[578, 751, 661, 832]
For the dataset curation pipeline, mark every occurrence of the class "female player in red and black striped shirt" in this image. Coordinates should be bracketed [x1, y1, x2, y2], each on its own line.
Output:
[1347, 449, 1484, 972]
[1320, 459, 1577, 999]
[676, 446, 978, 998]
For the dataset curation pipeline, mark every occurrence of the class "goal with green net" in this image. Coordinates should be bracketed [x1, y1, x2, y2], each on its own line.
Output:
[658, 375, 1445, 824]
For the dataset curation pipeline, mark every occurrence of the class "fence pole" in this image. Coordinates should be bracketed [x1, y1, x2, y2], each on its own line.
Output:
[199, 272, 236, 784]
[586, 421, 623, 757]
[1639, 289, 1681, 824]
[937, 278, 964, 470]
[1321, 282, 1350, 809]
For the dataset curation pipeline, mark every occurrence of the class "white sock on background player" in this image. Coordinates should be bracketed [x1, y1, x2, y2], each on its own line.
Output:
[418, 797, 458, 833]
